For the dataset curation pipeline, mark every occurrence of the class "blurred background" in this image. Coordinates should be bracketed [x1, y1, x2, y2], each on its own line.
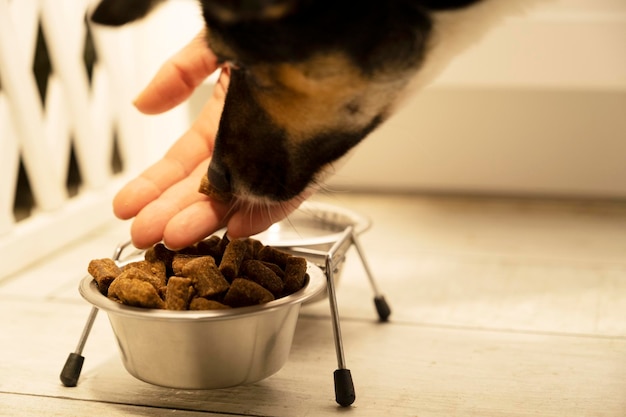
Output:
[1, 0, 625, 276]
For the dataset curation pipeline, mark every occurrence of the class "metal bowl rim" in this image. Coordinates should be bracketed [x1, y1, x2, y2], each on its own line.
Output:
[251, 200, 371, 247]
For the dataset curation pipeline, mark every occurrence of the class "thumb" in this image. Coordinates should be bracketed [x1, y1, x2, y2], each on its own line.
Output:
[134, 30, 220, 114]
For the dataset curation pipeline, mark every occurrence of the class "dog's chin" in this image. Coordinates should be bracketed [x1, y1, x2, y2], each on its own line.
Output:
[228, 180, 318, 211]
[229, 149, 358, 208]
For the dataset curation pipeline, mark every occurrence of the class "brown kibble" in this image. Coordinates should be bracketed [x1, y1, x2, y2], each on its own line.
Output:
[189, 297, 230, 310]
[258, 246, 291, 270]
[177, 245, 200, 256]
[223, 278, 275, 307]
[88, 258, 121, 295]
[171, 254, 199, 276]
[145, 243, 175, 264]
[243, 238, 264, 260]
[241, 260, 284, 296]
[145, 243, 176, 277]
[196, 235, 224, 261]
[284, 256, 308, 294]
[219, 239, 248, 281]
[120, 266, 164, 289]
[91, 236, 309, 311]
[114, 278, 164, 309]
[109, 267, 164, 300]
[199, 172, 233, 202]
[218, 232, 230, 253]
[261, 261, 285, 280]
[165, 277, 194, 310]
[124, 260, 167, 287]
[182, 256, 230, 298]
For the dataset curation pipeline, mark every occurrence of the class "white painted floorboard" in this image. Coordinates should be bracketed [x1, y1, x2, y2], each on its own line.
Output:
[2, 192, 625, 416]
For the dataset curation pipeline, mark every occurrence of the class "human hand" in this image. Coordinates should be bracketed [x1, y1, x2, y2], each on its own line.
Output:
[113, 32, 306, 250]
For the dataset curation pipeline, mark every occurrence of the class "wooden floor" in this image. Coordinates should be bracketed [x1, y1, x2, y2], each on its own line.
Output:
[2, 192, 626, 417]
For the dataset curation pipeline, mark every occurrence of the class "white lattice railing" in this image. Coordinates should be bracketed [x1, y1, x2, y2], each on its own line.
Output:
[0, 0, 152, 277]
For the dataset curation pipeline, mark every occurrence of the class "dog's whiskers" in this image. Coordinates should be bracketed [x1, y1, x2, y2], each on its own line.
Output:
[223, 197, 242, 224]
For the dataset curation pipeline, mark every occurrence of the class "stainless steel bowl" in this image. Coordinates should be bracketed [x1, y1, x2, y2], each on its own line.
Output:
[79, 259, 326, 389]
[252, 201, 371, 249]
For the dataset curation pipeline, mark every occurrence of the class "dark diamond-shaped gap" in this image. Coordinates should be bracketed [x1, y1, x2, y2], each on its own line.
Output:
[110, 127, 124, 174]
[66, 142, 83, 198]
[13, 158, 36, 222]
[83, 18, 98, 86]
[32, 21, 53, 105]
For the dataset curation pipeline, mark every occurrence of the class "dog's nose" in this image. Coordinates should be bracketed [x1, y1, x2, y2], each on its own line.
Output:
[207, 162, 231, 195]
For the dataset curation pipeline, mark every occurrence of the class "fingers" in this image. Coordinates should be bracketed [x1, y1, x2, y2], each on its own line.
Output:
[225, 193, 310, 238]
[126, 177, 308, 249]
[116, 38, 302, 249]
[163, 195, 307, 250]
[161, 200, 230, 250]
[112, 126, 212, 220]
[134, 30, 220, 115]
[225, 209, 284, 239]
[113, 70, 228, 220]
[128, 160, 215, 248]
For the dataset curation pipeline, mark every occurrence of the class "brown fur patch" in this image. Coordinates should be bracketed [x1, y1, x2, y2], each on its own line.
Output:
[246, 53, 405, 145]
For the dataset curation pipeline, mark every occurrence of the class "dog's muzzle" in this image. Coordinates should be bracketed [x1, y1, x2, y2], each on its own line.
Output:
[207, 162, 232, 196]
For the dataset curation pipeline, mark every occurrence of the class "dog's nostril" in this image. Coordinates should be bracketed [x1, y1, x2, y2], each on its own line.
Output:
[207, 163, 231, 194]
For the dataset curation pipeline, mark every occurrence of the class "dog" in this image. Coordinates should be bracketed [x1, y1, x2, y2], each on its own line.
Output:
[92, 0, 548, 203]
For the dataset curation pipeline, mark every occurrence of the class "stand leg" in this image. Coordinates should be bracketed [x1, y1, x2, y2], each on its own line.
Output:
[326, 248, 355, 407]
[349, 231, 391, 322]
[60, 306, 98, 386]
[60, 241, 131, 387]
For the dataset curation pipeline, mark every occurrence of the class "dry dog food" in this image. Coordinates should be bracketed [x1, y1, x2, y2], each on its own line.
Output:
[88, 236, 309, 310]
[198, 173, 233, 203]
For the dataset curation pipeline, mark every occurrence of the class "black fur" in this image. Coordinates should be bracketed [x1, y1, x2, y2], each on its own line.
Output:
[210, 67, 387, 201]
[421, 0, 482, 10]
[209, 68, 293, 200]
[91, 0, 165, 26]
[201, 1, 432, 75]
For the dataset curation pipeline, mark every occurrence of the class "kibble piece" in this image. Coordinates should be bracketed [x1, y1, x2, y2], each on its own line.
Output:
[124, 260, 167, 287]
[172, 254, 200, 276]
[196, 235, 224, 261]
[189, 297, 230, 310]
[219, 239, 248, 281]
[241, 260, 284, 297]
[119, 266, 164, 290]
[199, 172, 233, 203]
[177, 244, 200, 255]
[223, 278, 275, 307]
[88, 258, 121, 295]
[90, 236, 311, 311]
[108, 267, 164, 300]
[258, 246, 291, 270]
[145, 243, 175, 265]
[243, 238, 264, 260]
[165, 277, 194, 310]
[182, 256, 230, 298]
[114, 278, 164, 309]
[261, 261, 285, 280]
[284, 256, 308, 294]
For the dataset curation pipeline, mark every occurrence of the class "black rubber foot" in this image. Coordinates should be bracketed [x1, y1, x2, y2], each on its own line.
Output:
[374, 296, 391, 322]
[60, 352, 84, 387]
[334, 368, 355, 407]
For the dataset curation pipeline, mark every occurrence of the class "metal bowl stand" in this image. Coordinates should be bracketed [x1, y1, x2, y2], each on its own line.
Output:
[60, 226, 390, 408]
[281, 225, 391, 406]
